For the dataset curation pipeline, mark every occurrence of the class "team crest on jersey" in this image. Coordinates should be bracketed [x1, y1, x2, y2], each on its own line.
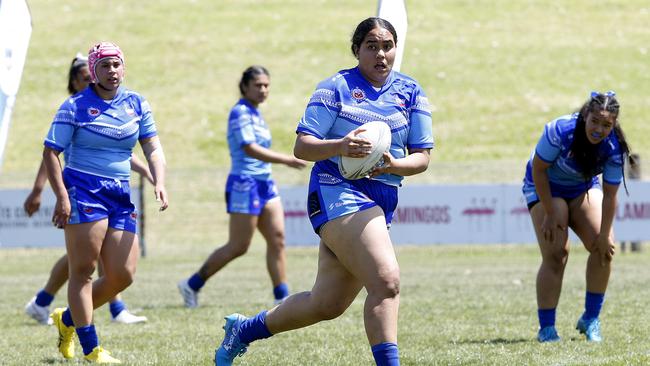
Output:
[351, 87, 365, 102]
[394, 95, 406, 107]
[87, 107, 101, 117]
[125, 107, 135, 116]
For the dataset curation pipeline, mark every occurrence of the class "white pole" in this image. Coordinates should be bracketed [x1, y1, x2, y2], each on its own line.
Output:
[0, 0, 32, 172]
[377, 0, 408, 72]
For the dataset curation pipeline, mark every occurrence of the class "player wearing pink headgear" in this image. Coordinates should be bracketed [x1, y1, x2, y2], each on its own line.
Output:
[24, 53, 152, 329]
[45, 41, 168, 363]
[88, 41, 125, 85]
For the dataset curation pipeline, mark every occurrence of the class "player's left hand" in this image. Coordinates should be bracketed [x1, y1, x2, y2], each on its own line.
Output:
[155, 184, 169, 211]
[594, 233, 615, 267]
[368, 151, 394, 178]
[52, 197, 71, 229]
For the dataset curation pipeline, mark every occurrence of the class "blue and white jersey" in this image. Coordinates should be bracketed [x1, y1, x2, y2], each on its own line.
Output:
[296, 67, 434, 186]
[44, 85, 157, 180]
[524, 113, 624, 190]
[227, 98, 272, 179]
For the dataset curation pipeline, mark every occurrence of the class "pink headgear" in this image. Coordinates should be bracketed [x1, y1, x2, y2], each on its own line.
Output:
[87, 42, 124, 83]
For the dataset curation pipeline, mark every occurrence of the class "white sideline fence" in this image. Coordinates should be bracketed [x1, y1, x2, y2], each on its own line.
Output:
[0, 186, 142, 249]
[1, 181, 648, 248]
[280, 181, 650, 246]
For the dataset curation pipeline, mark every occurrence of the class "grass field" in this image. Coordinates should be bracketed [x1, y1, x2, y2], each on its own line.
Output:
[2, 0, 650, 365]
[3, 243, 650, 365]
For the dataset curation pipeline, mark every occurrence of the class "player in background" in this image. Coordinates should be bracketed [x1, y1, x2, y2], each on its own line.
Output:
[24, 54, 152, 326]
[522, 91, 630, 342]
[178, 65, 306, 308]
[214, 17, 433, 366]
[45, 42, 168, 363]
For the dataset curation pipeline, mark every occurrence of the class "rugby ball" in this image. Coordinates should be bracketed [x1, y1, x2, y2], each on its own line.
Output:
[338, 121, 391, 180]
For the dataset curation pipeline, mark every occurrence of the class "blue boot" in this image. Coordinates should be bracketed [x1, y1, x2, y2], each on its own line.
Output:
[215, 314, 250, 366]
[537, 326, 560, 342]
[576, 316, 602, 342]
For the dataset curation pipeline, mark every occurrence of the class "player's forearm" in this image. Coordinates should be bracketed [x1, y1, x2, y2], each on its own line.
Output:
[532, 165, 554, 215]
[244, 143, 293, 165]
[42, 148, 67, 200]
[31, 160, 49, 193]
[294, 134, 341, 161]
[387, 150, 430, 176]
[141, 136, 167, 186]
[600, 185, 618, 237]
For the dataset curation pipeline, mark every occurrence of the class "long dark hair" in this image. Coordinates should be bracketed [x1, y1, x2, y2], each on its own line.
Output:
[238, 65, 269, 96]
[350, 17, 397, 58]
[570, 92, 630, 184]
[67, 55, 88, 95]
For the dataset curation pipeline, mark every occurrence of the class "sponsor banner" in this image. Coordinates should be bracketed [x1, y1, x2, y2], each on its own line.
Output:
[280, 182, 650, 246]
[0, 188, 141, 248]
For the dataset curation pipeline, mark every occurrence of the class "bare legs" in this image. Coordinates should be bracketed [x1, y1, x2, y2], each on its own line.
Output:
[197, 198, 288, 287]
[65, 220, 139, 326]
[265, 206, 399, 346]
[532, 188, 611, 310]
[41, 254, 125, 303]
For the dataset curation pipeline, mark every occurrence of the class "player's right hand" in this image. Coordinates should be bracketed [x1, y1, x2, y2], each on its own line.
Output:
[339, 128, 372, 158]
[23, 190, 42, 217]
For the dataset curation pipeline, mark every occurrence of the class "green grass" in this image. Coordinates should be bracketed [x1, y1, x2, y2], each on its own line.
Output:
[2, 244, 650, 365]
[2, 0, 650, 364]
[3, 0, 649, 183]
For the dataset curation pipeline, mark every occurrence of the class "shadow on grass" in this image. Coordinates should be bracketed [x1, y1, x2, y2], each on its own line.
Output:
[41, 357, 68, 364]
[452, 337, 530, 345]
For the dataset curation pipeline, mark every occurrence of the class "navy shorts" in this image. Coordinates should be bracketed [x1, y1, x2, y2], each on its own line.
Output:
[522, 177, 601, 211]
[307, 160, 398, 235]
[64, 168, 137, 233]
[225, 174, 279, 215]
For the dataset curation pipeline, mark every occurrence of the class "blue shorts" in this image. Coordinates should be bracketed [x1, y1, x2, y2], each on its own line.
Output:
[522, 176, 600, 207]
[63, 168, 137, 233]
[307, 160, 398, 235]
[225, 174, 279, 215]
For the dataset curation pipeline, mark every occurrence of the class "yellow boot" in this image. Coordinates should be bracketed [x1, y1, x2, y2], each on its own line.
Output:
[84, 346, 121, 363]
[50, 308, 75, 359]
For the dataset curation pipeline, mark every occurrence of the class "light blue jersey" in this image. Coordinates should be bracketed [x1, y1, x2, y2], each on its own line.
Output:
[227, 99, 272, 180]
[44, 85, 157, 180]
[296, 67, 434, 187]
[523, 113, 624, 203]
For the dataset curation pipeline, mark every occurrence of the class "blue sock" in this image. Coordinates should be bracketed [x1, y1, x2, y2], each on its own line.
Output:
[188, 273, 205, 292]
[35, 289, 55, 307]
[273, 283, 289, 300]
[538, 308, 556, 329]
[109, 300, 126, 318]
[371, 342, 400, 366]
[238, 311, 273, 344]
[62, 308, 74, 327]
[76, 324, 99, 356]
[584, 292, 605, 320]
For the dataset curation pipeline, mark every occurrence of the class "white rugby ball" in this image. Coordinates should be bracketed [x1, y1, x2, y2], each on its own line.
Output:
[338, 121, 391, 180]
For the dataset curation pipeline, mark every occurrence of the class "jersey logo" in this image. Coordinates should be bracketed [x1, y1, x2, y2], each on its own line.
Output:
[394, 95, 406, 107]
[351, 87, 366, 102]
[87, 107, 101, 117]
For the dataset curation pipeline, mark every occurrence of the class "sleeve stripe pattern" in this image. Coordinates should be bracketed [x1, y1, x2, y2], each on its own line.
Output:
[410, 95, 432, 116]
[306, 89, 341, 111]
